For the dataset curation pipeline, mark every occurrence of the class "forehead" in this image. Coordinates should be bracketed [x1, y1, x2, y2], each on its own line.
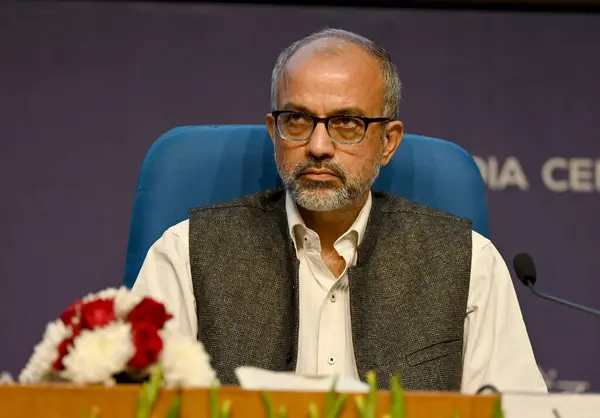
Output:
[279, 40, 384, 114]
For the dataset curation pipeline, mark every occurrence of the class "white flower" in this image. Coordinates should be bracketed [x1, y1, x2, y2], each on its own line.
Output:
[113, 287, 143, 319]
[82, 287, 119, 302]
[60, 322, 134, 385]
[159, 331, 218, 388]
[20, 287, 179, 387]
[19, 320, 71, 384]
[0, 371, 14, 385]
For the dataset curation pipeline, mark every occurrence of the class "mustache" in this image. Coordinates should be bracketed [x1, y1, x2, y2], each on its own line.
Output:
[291, 160, 347, 182]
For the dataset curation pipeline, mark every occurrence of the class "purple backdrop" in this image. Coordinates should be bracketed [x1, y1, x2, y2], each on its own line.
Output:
[1, 2, 599, 391]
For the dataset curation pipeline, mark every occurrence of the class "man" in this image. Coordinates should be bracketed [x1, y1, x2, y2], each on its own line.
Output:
[133, 28, 547, 393]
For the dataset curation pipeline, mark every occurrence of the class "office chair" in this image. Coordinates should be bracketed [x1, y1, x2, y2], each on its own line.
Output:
[124, 125, 488, 287]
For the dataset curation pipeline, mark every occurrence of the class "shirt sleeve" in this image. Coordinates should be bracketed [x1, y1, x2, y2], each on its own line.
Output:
[131, 220, 197, 338]
[461, 233, 548, 393]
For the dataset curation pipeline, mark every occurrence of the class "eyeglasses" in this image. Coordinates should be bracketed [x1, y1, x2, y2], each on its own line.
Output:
[271, 110, 392, 145]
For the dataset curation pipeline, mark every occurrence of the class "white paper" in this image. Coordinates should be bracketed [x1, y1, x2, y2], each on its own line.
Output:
[235, 367, 369, 393]
[503, 392, 600, 418]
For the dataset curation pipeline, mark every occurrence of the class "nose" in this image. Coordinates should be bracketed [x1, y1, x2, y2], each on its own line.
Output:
[306, 121, 335, 159]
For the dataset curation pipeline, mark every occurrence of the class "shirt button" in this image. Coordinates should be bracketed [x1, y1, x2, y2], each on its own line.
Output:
[328, 357, 336, 365]
[329, 293, 337, 303]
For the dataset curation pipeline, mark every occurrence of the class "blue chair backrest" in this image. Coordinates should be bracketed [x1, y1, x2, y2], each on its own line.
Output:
[124, 125, 488, 287]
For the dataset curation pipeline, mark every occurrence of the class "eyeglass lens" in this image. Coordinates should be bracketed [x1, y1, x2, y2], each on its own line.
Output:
[277, 112, 366, 143]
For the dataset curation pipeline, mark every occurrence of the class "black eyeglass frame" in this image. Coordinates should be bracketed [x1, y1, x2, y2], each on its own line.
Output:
[271, 110, 393, 145]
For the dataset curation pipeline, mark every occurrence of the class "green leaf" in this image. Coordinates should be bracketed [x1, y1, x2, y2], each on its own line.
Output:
[146, 369, 162, 404]
[220, 400, 232, 418]
[366, 371, 378, 418]
[308, 402, 319, 418]
[354, 371, 380, 418]
[322, 377, 347, 418]
[389, 375, 404, 418]
[354, 396, 366, 418]
[209, 385, 233, 418]
[325, 377, 338, 415]
[492, 398, 504, 418]
[261, 392, 275, 418]
[209, 386, 220, 418]
[166, 395, 182, 418]
[137, 368, 163, 418]
[136, 393, 148, 418]
[326, 393, 348, 418]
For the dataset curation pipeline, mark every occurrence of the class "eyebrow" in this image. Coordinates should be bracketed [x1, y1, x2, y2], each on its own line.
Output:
[281, 102, 368, 117]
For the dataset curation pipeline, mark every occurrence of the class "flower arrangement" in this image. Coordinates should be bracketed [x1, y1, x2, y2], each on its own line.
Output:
[18, 287, 218, 388]
[14, 286, 506, 418]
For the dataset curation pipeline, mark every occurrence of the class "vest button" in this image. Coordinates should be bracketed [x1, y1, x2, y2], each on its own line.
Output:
[285, 352, 293, 365]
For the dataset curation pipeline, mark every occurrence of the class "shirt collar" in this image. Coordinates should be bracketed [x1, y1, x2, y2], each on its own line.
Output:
[285, 190, 373, 251]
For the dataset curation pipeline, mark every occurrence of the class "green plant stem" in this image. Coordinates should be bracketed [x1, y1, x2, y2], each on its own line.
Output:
[389, 375, 404, 418]
[166, 395, 182, 418]
[261, 392, 275, 418]
[220, 400, 232, 418]
[137, 368, 163, 418]
[492, 398, 504, 418]
[209, 386, 220, 418]
[278, 406, 288, 418]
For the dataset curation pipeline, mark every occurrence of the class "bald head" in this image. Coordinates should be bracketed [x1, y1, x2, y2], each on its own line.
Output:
[266, 29, 405, 213]
[270, 29, 401, 119]
[290, 36, 359, 59]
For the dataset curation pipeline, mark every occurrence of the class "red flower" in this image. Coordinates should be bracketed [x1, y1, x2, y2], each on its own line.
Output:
[128, 323, 163, 370]
[80, 299, 115, 329]
[52, 333, 77, 370]
[127, 298, 173, 330]
[60, 300, 83, 327]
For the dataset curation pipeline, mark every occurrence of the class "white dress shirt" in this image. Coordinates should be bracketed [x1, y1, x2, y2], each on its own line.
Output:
[132, 192, 547, 394]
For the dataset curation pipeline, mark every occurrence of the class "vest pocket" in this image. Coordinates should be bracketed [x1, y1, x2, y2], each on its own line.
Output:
[405, 339, 462, 367]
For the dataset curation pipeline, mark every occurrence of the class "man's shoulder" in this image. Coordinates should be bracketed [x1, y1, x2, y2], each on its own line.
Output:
[373, 190, 471, 226]
[165, 218, 190, 239]
[471, 229, 491, 252]
[188, 188, 285, 219]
